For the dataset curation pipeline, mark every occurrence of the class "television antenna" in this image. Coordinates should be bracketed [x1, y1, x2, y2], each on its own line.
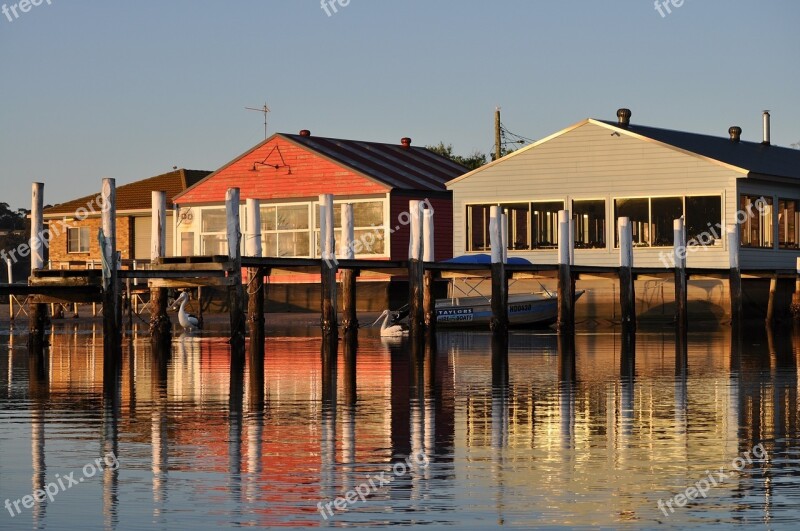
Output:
[245, 102, 271, 139]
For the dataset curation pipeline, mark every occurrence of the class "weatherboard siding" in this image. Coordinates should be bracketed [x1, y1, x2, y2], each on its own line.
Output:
[738, 178, 800, 270]
[449, 121, 742, 268]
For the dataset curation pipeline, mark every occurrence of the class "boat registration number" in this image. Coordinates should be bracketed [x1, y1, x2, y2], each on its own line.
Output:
[509, 304, 532, 313]
[437, 308, 474, 322]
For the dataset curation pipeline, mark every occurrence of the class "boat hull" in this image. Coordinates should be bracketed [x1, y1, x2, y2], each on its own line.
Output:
[434, 291, 584, 328]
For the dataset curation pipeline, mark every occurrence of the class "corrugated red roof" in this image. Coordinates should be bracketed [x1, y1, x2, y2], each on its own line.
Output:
[44, 169, 210, 216]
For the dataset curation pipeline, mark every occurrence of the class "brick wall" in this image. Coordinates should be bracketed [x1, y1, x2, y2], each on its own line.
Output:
[46, 216, 134, 264]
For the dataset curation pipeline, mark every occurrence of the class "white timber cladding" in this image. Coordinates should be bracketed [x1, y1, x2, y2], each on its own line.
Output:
[448, 121, 745, 268]
[134, 214, 174, 260]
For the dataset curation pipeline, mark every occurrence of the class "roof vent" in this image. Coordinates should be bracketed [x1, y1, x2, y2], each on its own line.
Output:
[762, 111, 770, 145]
[299, 129, 311, 137]
[401, 137, 412, 149]
[729, 126, 742, 143]
[617, 108, 631, 128]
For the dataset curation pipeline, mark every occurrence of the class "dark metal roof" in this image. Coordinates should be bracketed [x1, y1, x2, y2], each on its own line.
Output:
[598, 120, 800, 180]
[281, 134, 468, 191]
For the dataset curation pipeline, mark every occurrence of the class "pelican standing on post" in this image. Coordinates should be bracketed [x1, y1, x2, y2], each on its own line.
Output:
[371, 310, 409, 337]
[171, 291, 201, 332]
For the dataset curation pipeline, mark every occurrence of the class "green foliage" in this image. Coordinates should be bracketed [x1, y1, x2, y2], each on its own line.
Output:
[426, 142, 487, 171]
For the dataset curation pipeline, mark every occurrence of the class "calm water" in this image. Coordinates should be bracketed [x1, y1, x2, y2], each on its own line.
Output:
[0, 320, 798, 530]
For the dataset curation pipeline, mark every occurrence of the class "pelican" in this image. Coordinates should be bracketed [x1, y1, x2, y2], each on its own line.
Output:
[171, 291, 201, 332]
[371, 310, 409, 337]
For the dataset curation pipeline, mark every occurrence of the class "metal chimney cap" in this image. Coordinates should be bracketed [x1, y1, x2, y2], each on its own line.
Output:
[299, 129, 311, 137]
[729, 126, 742, 142]
[617, 108, 632, 127]
[400, 137, 412, 148]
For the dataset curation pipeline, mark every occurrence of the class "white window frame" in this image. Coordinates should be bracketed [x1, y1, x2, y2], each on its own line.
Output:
[67, 226, 90, 254]
[311, 197, 390, 259]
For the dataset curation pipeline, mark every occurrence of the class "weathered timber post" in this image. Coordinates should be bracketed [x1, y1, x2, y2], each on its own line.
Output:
[149, 191, 171, 345]
[28, 183, 47, 348]
[245, 197, 265, 355]
[618, 217, 636, 332]
[673, 217, 688, 335]
[226, 188, 246, 352]
[490, 206, 508, 335]
[408, 200, 425, 337]
[340, 203, 359, 335]
[766, 275, 778, 324]
[727, 224, 742, 327]
[319, 194, 338, 336]
[6, 257, 14, 321]
[557, 210, 573, 333]
[422, 206, 437, 336]
[101, 178, 121, 363]
[792, 257, 800, 320]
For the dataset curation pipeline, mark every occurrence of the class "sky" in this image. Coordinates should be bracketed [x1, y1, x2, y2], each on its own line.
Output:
[1, 0, 798, 210]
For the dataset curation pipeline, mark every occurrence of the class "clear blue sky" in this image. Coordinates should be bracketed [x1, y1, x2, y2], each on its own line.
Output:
[1, 0, 798, 210]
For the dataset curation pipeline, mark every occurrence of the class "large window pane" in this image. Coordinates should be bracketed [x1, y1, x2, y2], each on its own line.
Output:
[353, 201, 383, 227]
[277, 204, 309, 230]
[467, 205, 490, 252]
[779, 198, 798, 249]
[614, 198, 649, 247]
[201, 234, 227, 255]
[740, 195, 773, 248]
[651, 197, 683, 247]
[278, 232, 310, 257]
[685, 196, 722, 245]
[573, 200, 606, 249]
[500, 203, 530, 250]
[531, 201, 563, 249]
[260, 206, 277, 231]
[180, 233, 194, 256]
[67, 227, 90, 253]
[201, 209, 227, 233]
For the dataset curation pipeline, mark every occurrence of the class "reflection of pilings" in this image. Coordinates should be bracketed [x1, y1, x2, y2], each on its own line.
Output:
[424, 335, 436, 461]
[229, 348, 245, 508]
[674, 330, 687, 437]
[767, 324, 797, 441]
[29, 347, 49, 524]
[151, 341, 169, 519]
[410, 336, 426, 475]
[248, 333, 265, 411]
[491, 335, 509, 449]
[341, 333, 357, 492]
[245, 411, 264, 505]
[620, 332, 636, 438]
[558, 333, 576, 448]
[320, 335, 338, 508]
[102, 394, 120, 529]
[389, 339, 411, 460]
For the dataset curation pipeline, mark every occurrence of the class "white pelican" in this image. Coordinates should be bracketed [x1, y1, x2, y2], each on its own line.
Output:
[371, 310, 409, 337]
[171, 291, 201, 332]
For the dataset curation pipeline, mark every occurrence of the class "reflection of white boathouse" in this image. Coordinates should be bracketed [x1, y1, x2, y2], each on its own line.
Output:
[446, 109, 800, 320]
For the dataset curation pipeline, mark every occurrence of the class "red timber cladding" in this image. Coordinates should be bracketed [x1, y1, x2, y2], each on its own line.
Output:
[176, 136, 388, 204]
[389, 191, 453, 261]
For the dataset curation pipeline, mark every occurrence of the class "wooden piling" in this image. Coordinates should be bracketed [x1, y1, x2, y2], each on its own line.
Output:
[408, 200, 424, 337]
[6, 258, 13, 321]
[245, 198, 265, 352]
[422, 208, 436, 335]
[101, 178, 121, 360]
[340, 203, 358, 335]
[149, 191, 171, 345]
[767, 275, 778, 324]
[226, 188, 246, 350]
[557, 210, 573, 333]
[489, 206, 508, 335]
[727, 224, 742, 327]
[673, 217, 688, 335]
[792, 257, 800, 320]
[28, 183, 48, 348]
[319, 194, 338, 336]
[618, 217, 636, 331]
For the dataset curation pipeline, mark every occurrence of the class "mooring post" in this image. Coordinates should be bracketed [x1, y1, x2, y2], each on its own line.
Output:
[727, 224, 742, 327]
[767, 275, 778, 324]
[673, 217, 688, 335]
[408, 200, 425, 337]
[618, 217, 636, 332]
[101, 178, 121, 361]
[422, 207, 437, 336]
[226, 188, 246, 351]
[245, 197, 265, 353]
[340, 203, 359, 335]
[489, 206, 508, 335]
[557, 210, 573, 333]
[28, 182, 47, 348]
[319, 194, 338, 336]
[6, 257, 13, 321]
[149, 191, 171, 345]
[792, 257, 800, 320]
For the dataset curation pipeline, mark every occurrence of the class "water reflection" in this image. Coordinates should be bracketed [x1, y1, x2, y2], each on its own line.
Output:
[0, 322, 799, 528]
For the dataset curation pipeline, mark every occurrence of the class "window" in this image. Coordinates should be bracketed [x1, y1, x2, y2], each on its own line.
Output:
[501, 203, 530, 250]
[650, 197, 683, 246]
[180, 232, 194, 256]
[779, 199, 799, 249]
[200, 208, 228, 255]
[314, 200, 386, 256]
[614, 198, 650, 247]
[467, 205, 491, 252]
[740, 195, 773, 248]
[685, 196, 722, 245]
[531, 201, 563, 249]
[261, 204, 311, 257]
[572, 200, 606, 249]
[67, 227, 90, 253]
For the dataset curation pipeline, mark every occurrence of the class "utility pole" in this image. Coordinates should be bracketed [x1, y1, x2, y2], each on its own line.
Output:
[494, 107, 502, 161]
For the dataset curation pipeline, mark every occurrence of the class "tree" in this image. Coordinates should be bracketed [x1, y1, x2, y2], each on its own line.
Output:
[426, 142, 487, 171]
